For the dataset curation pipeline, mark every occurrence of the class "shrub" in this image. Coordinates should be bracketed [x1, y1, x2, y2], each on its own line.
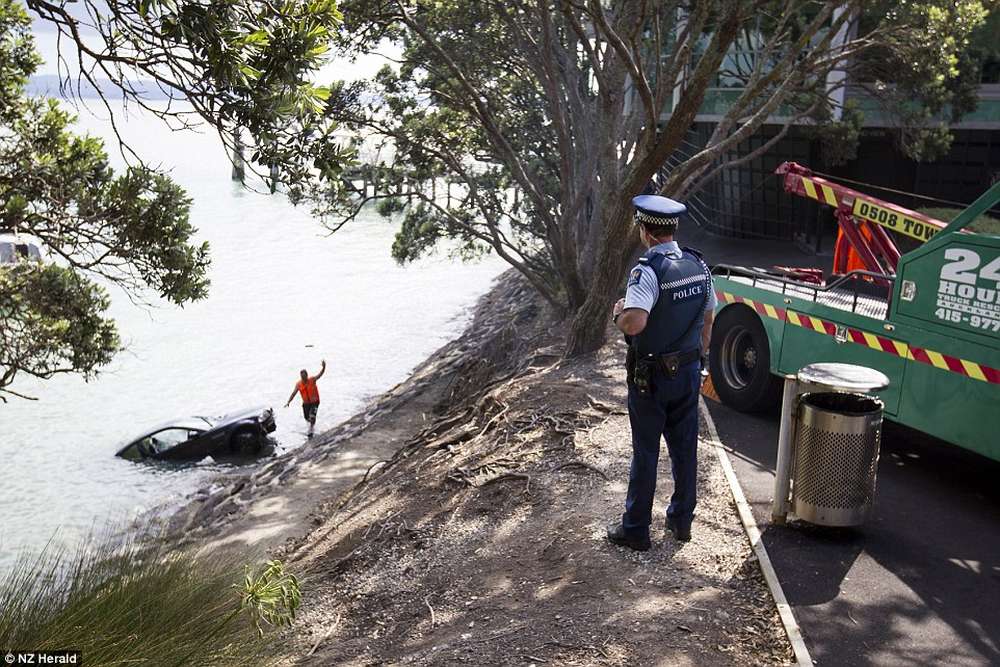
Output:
[0, 530, 300, 666]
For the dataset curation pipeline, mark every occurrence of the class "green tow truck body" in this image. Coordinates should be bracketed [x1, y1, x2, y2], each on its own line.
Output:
[709, 166, 1000, 462]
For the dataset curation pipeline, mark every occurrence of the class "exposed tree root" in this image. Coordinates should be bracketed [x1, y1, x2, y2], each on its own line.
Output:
[551, 460, 609, 480]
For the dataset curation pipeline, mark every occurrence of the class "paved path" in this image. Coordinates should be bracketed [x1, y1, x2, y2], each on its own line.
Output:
[684, 223, 1000, 664]
[684, 224, 828, 270]
[706, 400, 1000, 666]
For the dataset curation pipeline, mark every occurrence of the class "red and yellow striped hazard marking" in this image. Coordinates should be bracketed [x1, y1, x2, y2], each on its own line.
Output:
[801, 177, 839, 207]
[799, 175, 942, 242]
[717, 290, 1000, 385]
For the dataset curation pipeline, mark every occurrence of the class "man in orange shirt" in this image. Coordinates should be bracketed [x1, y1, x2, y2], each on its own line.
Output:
[285, 360, 326, 437]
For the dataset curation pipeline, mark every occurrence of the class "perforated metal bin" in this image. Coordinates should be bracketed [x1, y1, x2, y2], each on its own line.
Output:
[791, 392, 884, 527]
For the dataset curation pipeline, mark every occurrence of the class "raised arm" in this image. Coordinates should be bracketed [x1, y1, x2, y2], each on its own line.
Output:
[314, 359, 326, 380]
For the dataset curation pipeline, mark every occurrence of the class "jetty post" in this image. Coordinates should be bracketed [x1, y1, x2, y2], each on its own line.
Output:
[232, 131, 245, 183]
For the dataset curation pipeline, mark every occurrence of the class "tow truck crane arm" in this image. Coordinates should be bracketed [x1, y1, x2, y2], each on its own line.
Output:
[710, 165, 1000, 462]
[775, 162, 949, 277]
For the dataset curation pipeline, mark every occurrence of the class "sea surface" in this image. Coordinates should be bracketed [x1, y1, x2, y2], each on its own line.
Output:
[0, 105, 505, 570]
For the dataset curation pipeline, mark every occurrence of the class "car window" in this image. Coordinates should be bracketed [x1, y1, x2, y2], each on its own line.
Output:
[147, 428, 195, 453]
[0, 243, 13, 264]
[118, 443, 142, 461]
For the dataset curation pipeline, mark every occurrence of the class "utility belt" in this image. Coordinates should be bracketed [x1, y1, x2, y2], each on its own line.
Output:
[626, 348, 701, 396]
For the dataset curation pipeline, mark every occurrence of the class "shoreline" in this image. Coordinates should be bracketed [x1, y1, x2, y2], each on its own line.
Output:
[162, 270, 792, 664]
[164, 271, 535, 555]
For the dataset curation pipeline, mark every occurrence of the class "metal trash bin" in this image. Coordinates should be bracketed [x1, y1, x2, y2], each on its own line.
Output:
[791, 392, 884, 527]
[771, 363, 890, 524]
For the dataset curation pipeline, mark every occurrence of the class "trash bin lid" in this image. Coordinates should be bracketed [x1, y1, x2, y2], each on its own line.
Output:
[796, 362, 890, 393]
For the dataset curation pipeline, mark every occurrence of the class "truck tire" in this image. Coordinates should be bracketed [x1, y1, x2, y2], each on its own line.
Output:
[710, 305, 782, 413]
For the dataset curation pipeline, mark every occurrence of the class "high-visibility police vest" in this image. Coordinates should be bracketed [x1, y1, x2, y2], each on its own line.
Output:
[298, 378, 320, 403]
[634, 247, 711, 356]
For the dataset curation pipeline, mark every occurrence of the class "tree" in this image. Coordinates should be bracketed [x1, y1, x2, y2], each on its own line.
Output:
[23, 0, 350, 190]
[2, 0, 350, 399]
[321, 0, 992, 356]
[0, 0, 204, 399]
[853, 1, 998, 160]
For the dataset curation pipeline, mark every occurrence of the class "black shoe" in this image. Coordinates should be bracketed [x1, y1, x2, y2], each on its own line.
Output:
[666, 516, 692, 542]
[606, 523, 651, 551]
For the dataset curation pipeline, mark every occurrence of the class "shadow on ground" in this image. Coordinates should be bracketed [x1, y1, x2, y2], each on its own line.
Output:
[707, 400, 1000, 666]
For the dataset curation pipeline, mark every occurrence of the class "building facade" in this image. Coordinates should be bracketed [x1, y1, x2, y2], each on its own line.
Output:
[661, 24, 1000, 249]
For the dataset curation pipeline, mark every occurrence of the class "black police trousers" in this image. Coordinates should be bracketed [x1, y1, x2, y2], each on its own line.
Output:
[621, 361, 700, 539]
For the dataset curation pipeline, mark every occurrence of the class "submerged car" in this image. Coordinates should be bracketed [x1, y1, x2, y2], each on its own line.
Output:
[115, 406, 277, 461]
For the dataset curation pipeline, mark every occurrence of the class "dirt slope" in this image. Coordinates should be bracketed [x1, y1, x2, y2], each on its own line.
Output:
[264, 277, 794, 666]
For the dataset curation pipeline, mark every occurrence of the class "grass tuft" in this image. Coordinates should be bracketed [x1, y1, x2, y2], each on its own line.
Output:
[0, 530, 299, 666]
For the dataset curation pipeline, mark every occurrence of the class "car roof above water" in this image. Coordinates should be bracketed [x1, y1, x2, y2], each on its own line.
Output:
[122, 406, 267, 443]
[125, 416, 213, 442]
[170, 417, 216, 431]
[207, 406, 269, 425]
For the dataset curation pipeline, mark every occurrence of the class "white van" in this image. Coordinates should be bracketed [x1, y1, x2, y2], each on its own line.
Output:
[0, 234, 44, 265]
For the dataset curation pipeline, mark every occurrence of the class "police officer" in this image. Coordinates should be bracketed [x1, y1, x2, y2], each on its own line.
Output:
[606, 195, 716, 551]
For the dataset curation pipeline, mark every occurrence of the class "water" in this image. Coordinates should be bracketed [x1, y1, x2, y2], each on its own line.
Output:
[0, 105, 505, 570]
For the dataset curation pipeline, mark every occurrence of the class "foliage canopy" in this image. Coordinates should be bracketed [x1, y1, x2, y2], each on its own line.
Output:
[321, 0, 994, 355]
[1, 0, 344, 398]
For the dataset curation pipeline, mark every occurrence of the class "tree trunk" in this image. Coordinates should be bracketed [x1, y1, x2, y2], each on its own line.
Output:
[564, 205, 638, 357]
[563, 276, 618, 356]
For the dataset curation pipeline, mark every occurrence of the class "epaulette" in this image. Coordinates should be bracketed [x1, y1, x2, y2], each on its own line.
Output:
[681, 246, 703, 259]
[639, 251, 667, 274]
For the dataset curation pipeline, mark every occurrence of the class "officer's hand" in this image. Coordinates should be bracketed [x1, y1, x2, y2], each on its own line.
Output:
[613, 298, 625, 318]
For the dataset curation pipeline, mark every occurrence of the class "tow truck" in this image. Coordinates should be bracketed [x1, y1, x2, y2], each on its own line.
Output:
[708, 162, 1000, 463]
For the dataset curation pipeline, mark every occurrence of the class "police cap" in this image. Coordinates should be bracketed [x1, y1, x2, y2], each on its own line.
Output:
[632, 194, 686, 229]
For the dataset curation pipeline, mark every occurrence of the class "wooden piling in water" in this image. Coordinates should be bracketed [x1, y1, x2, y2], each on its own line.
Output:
[232, 134, 245, 183]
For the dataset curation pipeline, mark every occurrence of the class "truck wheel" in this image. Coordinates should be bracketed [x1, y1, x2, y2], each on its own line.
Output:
[710, 306, 782, 413]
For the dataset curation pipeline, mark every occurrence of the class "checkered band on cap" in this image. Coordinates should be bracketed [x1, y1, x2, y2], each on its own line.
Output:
[635, 210, 679, 227]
